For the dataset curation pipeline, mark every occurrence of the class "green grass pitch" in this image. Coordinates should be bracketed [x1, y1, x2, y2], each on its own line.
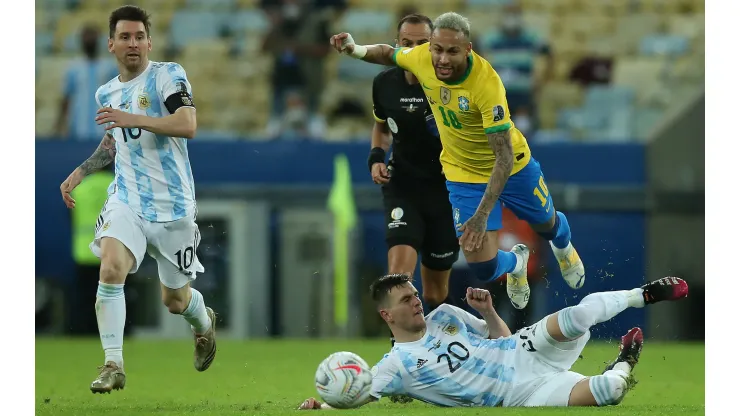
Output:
[36, 338, 704, 415]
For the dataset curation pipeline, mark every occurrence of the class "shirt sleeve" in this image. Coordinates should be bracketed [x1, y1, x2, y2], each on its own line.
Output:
[369, 354, 404, 399]
[391, 45, 425, 74]
[371, 74, 386, 123]
[156, 62, 195, 114]
[439, 304, 490, 338]
[476, 69, 513, 135]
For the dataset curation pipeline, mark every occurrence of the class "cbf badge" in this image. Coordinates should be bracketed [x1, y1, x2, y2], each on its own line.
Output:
[440, 87, 451, 105]
[458, 96, 469, 112]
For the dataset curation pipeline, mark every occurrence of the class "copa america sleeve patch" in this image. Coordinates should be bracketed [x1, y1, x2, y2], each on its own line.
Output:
[164, 91, 195, 114]
[492, 105, 505, 122]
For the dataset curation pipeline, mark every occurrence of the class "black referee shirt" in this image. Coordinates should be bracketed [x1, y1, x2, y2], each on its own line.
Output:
[372, 67, 445, 187]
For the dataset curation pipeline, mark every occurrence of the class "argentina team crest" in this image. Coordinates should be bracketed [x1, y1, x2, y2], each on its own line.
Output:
[458, 96, 469, 111]
[442, 323, 459, 336]
[137, 93, 150, 109]
[440, 87, 451, 105]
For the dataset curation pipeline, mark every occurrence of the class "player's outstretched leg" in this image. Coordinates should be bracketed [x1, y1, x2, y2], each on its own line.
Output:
[90, 238, 134, 394]
[538, 211, 585, 289]
[550, 276, 688, 342]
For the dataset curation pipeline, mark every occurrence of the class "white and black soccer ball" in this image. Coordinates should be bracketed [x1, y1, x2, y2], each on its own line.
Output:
[314, 351, 373, 409]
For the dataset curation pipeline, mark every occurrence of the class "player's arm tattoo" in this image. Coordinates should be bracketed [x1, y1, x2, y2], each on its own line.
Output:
[361, 44, 396, 66]
[79, 133, 116, 176]
[478, 130, 514, 214]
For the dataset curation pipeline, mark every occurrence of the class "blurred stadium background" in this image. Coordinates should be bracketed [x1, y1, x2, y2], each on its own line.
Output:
[35, 0, 704, 345]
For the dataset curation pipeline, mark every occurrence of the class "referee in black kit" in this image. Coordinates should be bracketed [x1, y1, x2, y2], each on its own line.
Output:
[368, 14, 459, 320]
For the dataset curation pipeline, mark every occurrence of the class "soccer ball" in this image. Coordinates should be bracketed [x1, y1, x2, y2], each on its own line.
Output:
[314, 351, 373, 409]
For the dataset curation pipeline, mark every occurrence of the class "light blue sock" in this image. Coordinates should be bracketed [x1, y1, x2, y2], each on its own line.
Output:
[96, 282, 125, 367]
[182, 288, 211, 335]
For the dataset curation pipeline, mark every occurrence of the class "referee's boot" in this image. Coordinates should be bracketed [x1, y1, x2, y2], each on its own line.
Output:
[506, 244, 531, 310]
[604, 327, 643, 373]
[90, 361, 126, 394]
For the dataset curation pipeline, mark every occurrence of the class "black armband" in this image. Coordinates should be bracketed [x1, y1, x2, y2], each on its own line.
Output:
[367, 147, 386, 172]
[164, 91, 195, 114]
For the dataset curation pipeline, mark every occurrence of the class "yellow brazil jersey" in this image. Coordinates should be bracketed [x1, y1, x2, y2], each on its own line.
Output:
[392, 45, 531, 183]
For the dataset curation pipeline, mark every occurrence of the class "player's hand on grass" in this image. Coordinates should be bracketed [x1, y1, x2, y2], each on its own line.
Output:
[95, 107, 139, 130]
[60, 169, 84, 209]
[466, 287, 494, 315]
[330, 32, 355, 55]
[458, 211, 488, 252]
[371, 162, 390, 184]
[298, 397, 323, 410]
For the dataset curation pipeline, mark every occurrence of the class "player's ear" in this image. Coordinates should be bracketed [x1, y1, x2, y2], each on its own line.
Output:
[467, 42, 472, 55]
[108, 38, 114, 53]
[147, 36, 152, 51]
[394, 39, 399, 48]
[379, 309, 392, 323]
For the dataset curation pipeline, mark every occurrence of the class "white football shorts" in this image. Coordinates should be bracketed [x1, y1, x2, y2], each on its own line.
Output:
[90, 196, 204, 289]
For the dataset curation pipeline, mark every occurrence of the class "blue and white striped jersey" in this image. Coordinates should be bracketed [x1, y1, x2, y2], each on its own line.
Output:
[95, 61, 196, 223]
[370, 304, 518, 407]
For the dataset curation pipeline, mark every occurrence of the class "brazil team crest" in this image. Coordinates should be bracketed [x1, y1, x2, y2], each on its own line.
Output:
[440, 87, 451, 105]
[137, 94, 150, 109]
[458, 96, 469, 111]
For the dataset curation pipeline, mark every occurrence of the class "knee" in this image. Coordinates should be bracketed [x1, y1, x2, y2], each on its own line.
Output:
[99, 260, 127, 284]
[590, 374, 628, 406]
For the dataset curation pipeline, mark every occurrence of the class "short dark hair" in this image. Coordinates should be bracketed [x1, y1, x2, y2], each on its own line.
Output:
[370, 273, 412, 307]
[397, 13, 433, 34]
[109, 5, 151, 38]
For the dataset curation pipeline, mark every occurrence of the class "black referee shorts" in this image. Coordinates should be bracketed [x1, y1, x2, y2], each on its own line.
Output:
[382, 179, 459, 271]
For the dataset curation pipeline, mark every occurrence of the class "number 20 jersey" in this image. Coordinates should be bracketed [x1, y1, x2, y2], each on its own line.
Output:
[95, 61, 196, 223]
[370, 304, 518, 407]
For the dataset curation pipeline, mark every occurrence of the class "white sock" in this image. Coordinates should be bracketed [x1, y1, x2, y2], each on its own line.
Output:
[614, 361, 632, 374]
[558, 290, 639, 339]
[182, 288, 211, 335]
[96, 282, 126, 368]
[551, 241, 573, 257]
[590, 369, 629, 406]
[514, 253, 524, 274]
